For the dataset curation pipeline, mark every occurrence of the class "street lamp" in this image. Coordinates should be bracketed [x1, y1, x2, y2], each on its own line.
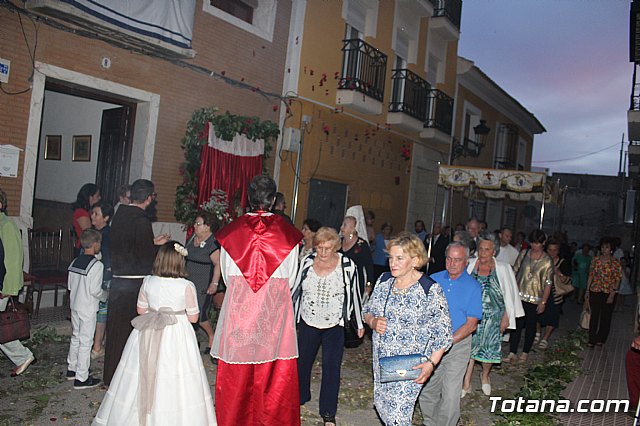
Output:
[452, 119, 491, 159]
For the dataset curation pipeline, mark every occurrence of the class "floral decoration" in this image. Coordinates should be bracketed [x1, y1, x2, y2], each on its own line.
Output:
[174, 107, 280, 226]
[401, 144, 411, 161]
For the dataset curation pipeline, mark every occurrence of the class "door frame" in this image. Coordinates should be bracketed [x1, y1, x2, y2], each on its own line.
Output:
[20, 62, 160, 225]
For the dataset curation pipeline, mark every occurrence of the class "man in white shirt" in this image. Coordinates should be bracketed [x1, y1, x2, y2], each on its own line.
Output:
[496, 226, 519, 267]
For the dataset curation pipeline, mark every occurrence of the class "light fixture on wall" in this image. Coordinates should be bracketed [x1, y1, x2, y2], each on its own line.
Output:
[452, 119, 491, 159]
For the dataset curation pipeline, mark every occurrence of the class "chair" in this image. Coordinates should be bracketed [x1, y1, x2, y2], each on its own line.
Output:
[27, 228, 68, 317]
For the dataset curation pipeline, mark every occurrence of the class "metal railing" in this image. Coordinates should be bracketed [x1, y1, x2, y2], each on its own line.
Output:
[388, 69, 431, 121]
[424, 89, 453, 135]
[493, 158, 518, 170]
[338, 38, 387, 102]
[429, 0, 462, 30]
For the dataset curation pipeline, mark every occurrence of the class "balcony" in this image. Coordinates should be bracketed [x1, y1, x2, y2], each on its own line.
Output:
[337, 38, 387, 115]
[387, 69, 431, 132]
[429, 0, 462, 41]
[420, 89, 454, 144]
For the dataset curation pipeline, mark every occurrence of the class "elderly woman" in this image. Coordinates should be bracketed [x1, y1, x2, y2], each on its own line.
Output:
[72, 183, 101, 257]
[185, 210, 221, 353]
[292, 227, 364, 426]
[586, 237, 622, 347]
[340, 213, 374, 296]
[504, 229, 554, 363]
[363, 232, 452, 425]
[462, 231, 522, 396]
[299, 218, 322, 262]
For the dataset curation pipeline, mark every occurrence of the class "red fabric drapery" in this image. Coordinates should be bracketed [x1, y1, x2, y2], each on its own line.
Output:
[196, 144, 263, 216]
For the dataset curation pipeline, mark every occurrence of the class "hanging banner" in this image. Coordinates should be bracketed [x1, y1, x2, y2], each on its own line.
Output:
[438, 165, 545, 193]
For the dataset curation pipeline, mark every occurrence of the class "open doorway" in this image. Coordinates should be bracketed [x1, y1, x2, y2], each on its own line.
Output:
[33, 86, 135, 256]
[21, 62, 160, 267]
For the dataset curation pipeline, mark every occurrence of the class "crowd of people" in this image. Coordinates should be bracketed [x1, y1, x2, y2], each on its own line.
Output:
[0, 176, 639, 425]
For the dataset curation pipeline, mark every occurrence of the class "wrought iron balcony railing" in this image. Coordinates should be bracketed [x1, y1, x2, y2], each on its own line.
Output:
[494, 158, 517, 170]
[338, 38, 387, 102]
[388, 69, 431, 121]
[424, 89, 454, 135]
[429, 0, 462, 30]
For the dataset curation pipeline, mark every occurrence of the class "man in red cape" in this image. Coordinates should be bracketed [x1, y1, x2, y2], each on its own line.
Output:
[212, 175, 303, 426]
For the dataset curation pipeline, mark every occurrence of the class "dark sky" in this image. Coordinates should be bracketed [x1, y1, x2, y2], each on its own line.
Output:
[458, 0, 630, 176]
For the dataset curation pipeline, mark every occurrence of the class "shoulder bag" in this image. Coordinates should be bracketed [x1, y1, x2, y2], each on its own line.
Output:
[554, 259, 574, 297]
[378, 274, 435, 383]
[0, 297, 30, 344]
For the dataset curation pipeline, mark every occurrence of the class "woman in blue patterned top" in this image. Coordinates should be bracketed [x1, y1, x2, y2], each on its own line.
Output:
[363, 232, 452, 425]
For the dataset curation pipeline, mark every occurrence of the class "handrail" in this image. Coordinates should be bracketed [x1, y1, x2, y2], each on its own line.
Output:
[338, 38, 387, 102]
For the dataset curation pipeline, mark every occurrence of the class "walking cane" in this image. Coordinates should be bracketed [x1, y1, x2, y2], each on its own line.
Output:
[425, 164, 440, 274]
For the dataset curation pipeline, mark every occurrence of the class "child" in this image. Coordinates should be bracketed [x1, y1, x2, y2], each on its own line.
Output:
[67, 228, 104, 389]
[93, 241, 216, 425]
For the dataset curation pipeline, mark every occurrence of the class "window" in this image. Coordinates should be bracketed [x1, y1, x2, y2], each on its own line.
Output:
[504, 206, 517, 230]
[392, 0, 426, 64]
[493, 123, 519, 169]
[425, 32, 446, 84]
[468, 200, 486, 221]
[342, 0, 379, 37]
[517, 137, 527, 170]
[461, 102, 481, 152]
[210, 0, 254, 24]
[203, 0, 276, 42]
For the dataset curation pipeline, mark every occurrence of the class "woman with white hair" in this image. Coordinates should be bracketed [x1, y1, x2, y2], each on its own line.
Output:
[462, 231, 523, 396]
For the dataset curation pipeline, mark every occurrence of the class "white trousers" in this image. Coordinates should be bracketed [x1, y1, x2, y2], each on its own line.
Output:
[0, 297, 33, 367]
[67, 309, 97, 382]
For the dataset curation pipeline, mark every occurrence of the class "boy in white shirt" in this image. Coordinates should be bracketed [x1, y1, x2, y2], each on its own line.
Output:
[66, 228, 104, 389]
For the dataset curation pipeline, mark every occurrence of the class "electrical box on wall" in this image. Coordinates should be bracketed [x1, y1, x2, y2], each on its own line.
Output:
[0, 58, 10, 84]
[281, 127, 301, 152]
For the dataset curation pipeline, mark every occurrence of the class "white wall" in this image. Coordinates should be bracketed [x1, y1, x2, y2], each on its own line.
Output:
[35, 91, 118, 202]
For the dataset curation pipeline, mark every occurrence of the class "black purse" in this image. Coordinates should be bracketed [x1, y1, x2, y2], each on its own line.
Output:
[377, 274, 434, 383]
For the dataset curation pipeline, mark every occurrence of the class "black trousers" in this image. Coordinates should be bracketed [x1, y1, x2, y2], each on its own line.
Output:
[103, 277, 143, 385]
[510, 301, 539, 354]
[588, 291, 616, 345]
[297, 320, 344, 419]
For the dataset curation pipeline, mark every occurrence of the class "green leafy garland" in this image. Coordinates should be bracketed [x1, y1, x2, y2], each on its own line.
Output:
[174, 107, 279, 225]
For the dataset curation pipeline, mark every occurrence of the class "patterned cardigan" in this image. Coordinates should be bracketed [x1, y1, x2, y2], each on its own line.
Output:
[291, 252, 364, 329]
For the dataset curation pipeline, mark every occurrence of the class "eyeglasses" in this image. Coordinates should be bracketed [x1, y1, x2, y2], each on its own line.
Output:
[194, 221, 205, 226]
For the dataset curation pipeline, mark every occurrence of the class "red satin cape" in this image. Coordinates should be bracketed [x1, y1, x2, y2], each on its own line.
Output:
[215, 213, 302, 292]
[215, 359, 301, 426]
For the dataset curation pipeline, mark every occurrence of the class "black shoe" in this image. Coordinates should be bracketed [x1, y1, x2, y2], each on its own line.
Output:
[66, 370, 76, 380]
[322, 415, 336, 426]
[73, 376, 102, 389]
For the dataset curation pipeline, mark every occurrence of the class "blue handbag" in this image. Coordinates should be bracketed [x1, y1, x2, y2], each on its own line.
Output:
[379, 354, 427, 383]
[377, 274, 434, 383]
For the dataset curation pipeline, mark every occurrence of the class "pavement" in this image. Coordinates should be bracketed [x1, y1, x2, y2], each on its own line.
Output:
[0, 297, 637, 425]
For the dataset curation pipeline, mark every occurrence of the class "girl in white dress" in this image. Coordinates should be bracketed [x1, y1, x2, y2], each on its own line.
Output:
[93, 242, 216, 426]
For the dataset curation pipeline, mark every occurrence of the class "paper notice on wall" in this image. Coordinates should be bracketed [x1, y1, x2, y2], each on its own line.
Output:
[0, 145, 22, 177]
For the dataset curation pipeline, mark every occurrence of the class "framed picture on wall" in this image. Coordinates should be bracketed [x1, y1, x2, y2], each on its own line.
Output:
[44, 135, 62, 160]
[72, 135, 91, 162]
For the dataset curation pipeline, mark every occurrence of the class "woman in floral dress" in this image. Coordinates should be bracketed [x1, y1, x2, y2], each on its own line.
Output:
[586, 237, 622, 347]
[363, 233, 452, 426]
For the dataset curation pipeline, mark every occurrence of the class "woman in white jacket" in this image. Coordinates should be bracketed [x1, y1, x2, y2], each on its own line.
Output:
[462, 231, 523, 396]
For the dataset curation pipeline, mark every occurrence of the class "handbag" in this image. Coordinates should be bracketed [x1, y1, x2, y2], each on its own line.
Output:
[579, 306, 590, 330]
[377, 274, 435, 383]
[554, 259, 574, 296]
[0, 297, 31, 344]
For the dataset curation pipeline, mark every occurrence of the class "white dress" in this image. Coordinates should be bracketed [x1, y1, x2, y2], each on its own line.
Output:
[93, 276, 216, 425]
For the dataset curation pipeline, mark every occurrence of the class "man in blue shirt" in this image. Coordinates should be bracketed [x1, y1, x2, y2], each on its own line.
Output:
[419, 241, 483, 426]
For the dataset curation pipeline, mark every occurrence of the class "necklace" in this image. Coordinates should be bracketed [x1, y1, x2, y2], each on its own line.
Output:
[391, 286, 410, 295]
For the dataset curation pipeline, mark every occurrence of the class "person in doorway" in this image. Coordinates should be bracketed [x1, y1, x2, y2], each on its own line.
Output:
[0, 189, 35, 376]
[414, 220, 427, 241]
[72, 183, 101, 257]
[111, 184, 130, 219]
[211, 175, 303, 426]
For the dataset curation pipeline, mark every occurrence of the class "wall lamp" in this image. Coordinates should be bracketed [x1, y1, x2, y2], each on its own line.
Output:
[452, 119, 491, 159]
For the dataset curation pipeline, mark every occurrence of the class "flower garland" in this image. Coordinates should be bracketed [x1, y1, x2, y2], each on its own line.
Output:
[174, 107, 279, 225]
